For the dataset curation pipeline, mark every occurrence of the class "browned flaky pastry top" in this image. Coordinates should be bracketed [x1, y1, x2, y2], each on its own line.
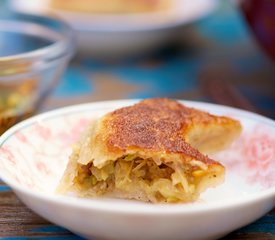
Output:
[100, 98, 239, 165]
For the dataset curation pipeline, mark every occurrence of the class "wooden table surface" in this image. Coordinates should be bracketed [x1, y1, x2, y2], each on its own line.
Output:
[0, 1, 274, 239]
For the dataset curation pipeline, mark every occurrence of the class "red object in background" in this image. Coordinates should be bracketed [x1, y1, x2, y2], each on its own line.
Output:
[241, 0, 275, 61]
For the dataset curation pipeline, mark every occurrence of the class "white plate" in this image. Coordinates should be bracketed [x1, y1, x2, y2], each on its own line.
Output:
[10, 0, 218, 58]
[0, 99, 274, 240]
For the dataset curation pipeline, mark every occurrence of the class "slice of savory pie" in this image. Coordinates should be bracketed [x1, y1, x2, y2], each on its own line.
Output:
[57, 98, 241, 203]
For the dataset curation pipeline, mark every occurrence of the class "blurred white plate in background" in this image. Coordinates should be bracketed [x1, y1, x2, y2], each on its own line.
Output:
[10, 0, 218, 58]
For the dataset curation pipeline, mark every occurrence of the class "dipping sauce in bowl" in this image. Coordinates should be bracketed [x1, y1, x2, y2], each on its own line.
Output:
[0, 61, 36, 134]
[0, 14, 74, 134]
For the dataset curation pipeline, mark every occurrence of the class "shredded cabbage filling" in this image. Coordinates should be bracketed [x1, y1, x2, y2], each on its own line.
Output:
[74, 155, 209, 203]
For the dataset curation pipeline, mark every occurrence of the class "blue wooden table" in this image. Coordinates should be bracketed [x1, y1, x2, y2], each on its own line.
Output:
[0, 1, 274, 239]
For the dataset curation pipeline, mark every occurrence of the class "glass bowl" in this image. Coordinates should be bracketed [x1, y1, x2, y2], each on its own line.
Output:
[0, 13, 74, 135]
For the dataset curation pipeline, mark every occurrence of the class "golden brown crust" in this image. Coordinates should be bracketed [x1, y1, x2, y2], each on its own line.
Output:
[77, 98, 241, 168]
[101, 98, 239, 166]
